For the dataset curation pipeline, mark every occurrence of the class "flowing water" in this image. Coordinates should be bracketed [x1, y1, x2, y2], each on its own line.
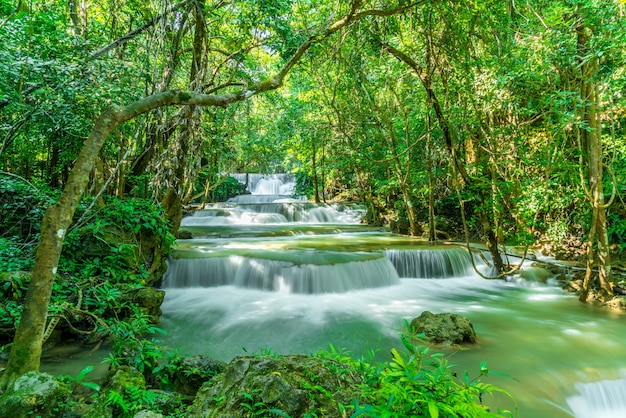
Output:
[158, 174, 626, 417]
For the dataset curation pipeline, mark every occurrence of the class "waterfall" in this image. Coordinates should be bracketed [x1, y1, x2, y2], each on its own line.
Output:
[566, 377, 626, 417]
[182, 202, 366, 225]
[161, 173, 626, 417]
[163, 255, 400, 294]
[384, 248, 473, 278]
[230, 173, 295, 196]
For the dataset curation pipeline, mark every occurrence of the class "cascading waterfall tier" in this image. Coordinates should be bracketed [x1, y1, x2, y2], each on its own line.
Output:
[230, 173, 295, 195]
[164, 254, 400, 294]
[384, 248, 473, 278]
[182, 202, 366, 225]
[566, 377, 626, 417]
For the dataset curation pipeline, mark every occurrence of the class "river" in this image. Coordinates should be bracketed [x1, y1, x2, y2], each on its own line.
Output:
[158, 174, 626, 417]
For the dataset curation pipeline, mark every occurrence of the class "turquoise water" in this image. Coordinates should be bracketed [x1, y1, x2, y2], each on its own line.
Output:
[160, 227, 626, 417]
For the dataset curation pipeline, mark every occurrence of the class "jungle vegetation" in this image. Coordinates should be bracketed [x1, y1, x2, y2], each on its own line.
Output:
[0, 0, 625, 414]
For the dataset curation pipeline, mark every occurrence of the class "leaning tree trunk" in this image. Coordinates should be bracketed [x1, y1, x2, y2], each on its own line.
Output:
[0, 90, 280, 389]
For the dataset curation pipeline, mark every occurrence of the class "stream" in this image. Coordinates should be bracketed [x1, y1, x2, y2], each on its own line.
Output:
[128, 175, 626, 416]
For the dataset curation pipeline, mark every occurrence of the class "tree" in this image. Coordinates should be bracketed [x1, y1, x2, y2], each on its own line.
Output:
[571, 2, 617, 301]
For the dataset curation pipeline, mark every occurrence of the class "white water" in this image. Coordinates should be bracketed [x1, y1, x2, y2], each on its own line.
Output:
[230, 173, 295, 196]
[161, 175, 626, 417]
[164, 254, 400, 293]
[566, 375, 626, 417]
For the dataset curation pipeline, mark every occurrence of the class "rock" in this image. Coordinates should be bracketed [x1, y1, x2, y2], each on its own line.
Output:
[564, 279, 583, 293]
[134, 411, 164, 418]
[84, 366, 146, 418]
[410, 311, 477, 345]
[0, 371, 71, 418]
[176, 230, 193, 240]
[120, 286, 166, 323]
[170, 355, 226, 396]
[188, 354, 362, 417]
[604, 297, 626, 311]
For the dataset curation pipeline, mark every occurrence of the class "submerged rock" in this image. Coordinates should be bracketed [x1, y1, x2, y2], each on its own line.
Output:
[410, 311, 477, 345]
[0, 371, 70, 418]
[188, 354, 362, 417]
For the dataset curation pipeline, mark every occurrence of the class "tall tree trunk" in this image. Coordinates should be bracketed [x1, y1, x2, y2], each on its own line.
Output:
[312, 144, 321, 203]
[427, 121, 436, 242]
[162, 0, 207, 234]
[577, 18, 612, 301]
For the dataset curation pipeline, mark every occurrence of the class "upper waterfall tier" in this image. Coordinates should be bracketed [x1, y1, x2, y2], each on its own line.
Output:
[385, 248, 473, 278]
[182, 202, 366, 226]
[231, 173, 295, 196]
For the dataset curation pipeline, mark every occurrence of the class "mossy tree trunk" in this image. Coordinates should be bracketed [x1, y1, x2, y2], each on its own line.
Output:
[576, 17, 613, 302]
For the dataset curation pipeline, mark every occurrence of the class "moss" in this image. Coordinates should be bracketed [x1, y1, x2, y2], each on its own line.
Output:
[178, 92, 192, 101]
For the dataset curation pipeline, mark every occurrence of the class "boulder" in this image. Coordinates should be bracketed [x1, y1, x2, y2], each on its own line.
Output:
[410, 311, 477, 345]
[134, 411, 164, 418]
[84, 366, 146, 418]
[121, 286, 166, 323]
[0, 371, 71, 418]
[170, 355, 226, 396]
[188, 354, 362, 417]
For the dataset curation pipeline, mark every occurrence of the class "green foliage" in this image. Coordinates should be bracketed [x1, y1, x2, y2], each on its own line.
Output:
[105, 385, 163, 418]
[60, 365, 102, 393]
[317, 331, 515, 418]
[0, 176, 57, 241]
[293, 171, 314, 199]
[0, 237, 34, 273]
[101, 309, 191, 417]
[608, 211, 626, 254]
[62, 197, 175, 284]
[105, 306, 168, 375]
[209, 175, 248, 202]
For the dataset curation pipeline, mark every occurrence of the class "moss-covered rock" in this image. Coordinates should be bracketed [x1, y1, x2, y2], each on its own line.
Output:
[0, 371, 70, 418]
[120, 286, 166, 323]
[169, 355, 226, 396]
[410, 311, 477, 345]
[84, 366, 146, 418]
[188, 354, 363, 417]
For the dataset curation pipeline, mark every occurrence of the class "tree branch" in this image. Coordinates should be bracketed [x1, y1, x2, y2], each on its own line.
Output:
[88, 0, 193, 61]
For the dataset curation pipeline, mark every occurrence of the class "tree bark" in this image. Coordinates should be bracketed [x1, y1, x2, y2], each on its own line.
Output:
[312, 144, 321, 203]
[576, 18, 613, 301]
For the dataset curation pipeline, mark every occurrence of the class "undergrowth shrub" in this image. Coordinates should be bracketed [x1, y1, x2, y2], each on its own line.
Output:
[61, 197, 175, 285]
[317, 328, 515, 418]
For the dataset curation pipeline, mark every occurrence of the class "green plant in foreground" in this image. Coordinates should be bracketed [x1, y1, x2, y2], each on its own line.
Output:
[351, 333, 515, 418]
[315, 330, 515, 418]
[60, 365, 102, 394]
[104, 307, 169, 374]
[240, 389, 291, 417]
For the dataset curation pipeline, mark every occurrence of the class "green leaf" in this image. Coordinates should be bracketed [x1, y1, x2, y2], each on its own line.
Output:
[268, 409, 291, 417]
[76, 365, 94, 382]
[81, 381, 101, 391]
[428, 401, 440, 418]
